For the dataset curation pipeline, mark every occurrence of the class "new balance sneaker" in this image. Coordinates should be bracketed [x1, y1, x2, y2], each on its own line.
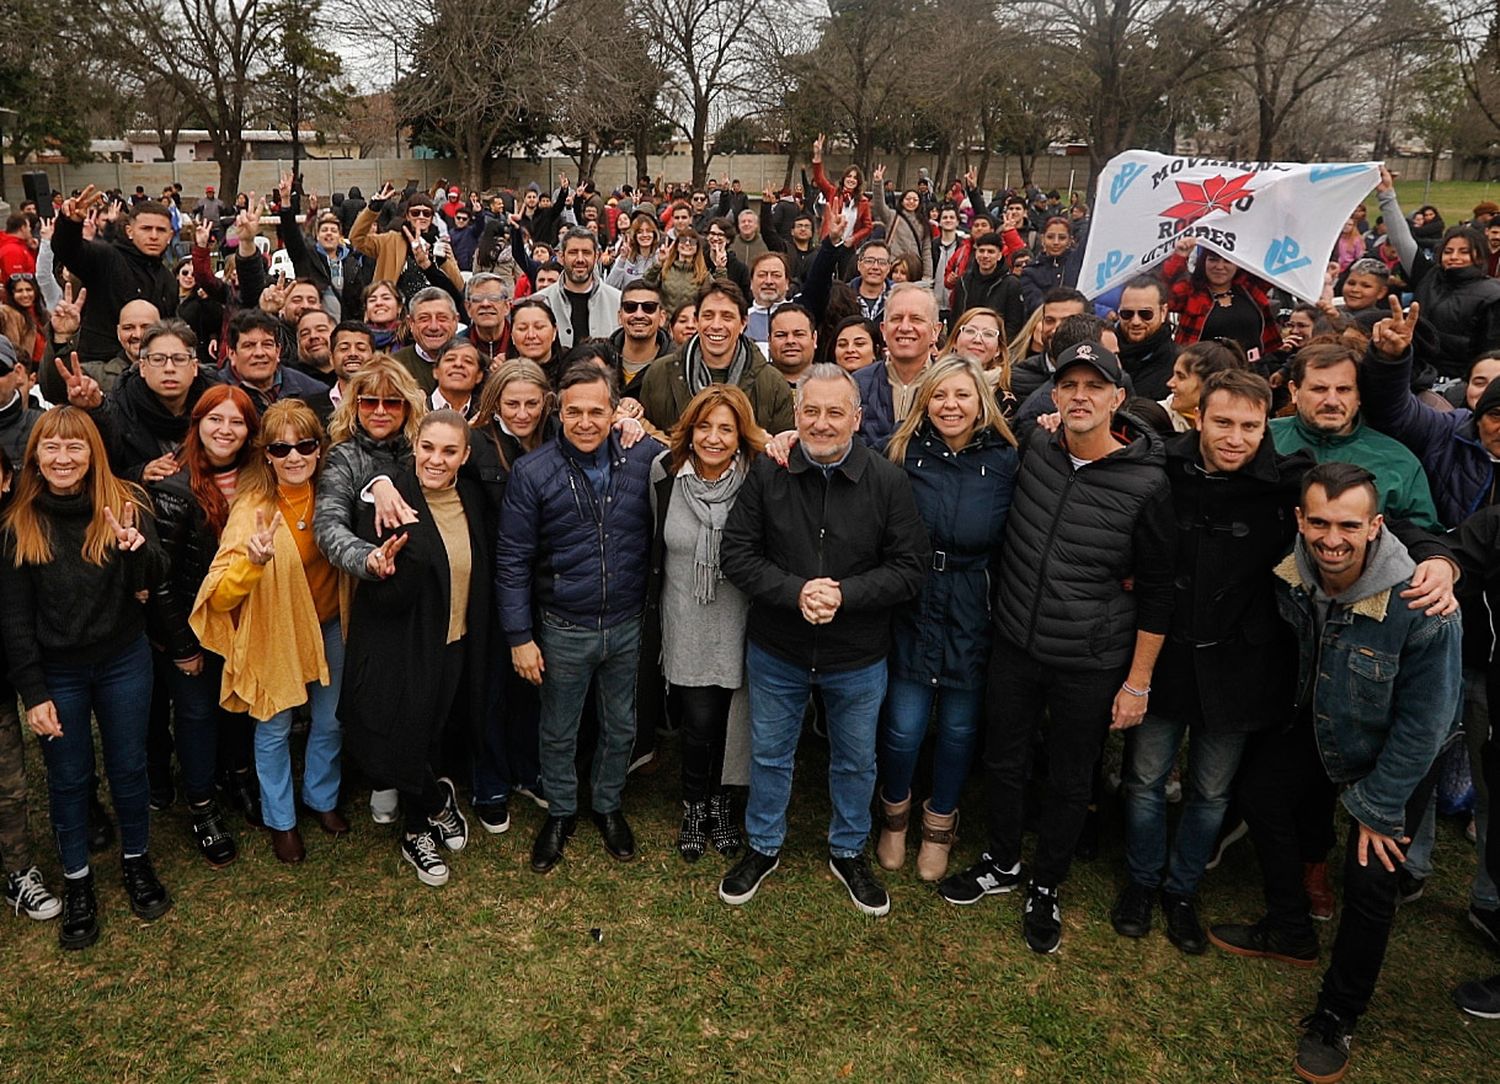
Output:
[58, 872, 98, 950]
[1452, 974, 1500, 1019]
[829, 853, 891, 917]
[4, 866, 62, 921]
[401, 831, 450, 887]
[1294, 1007, 1353, 1083]
[474, 800, 511, 835]
[936, 851, 1021, 905]
[1110, 881, 1153, 938]
[1208, 919, 1318, 968]
[369, 788, 400, 825]
[120, 854, 172, 922]
[1023, 881, 1062, 954]
[189, 799, 237, 868]
[429, 777, 469, 852]
[718, 849, 779, 906]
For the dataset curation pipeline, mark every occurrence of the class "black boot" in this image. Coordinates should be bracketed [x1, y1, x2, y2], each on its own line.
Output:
[221, 769, 263, 828]
[120, 855, 173, 921]
[58, 872, 100, 950]
[189, 799, 238, 868]
[677, 800, 708, 863]
[530, 815, 577, 873]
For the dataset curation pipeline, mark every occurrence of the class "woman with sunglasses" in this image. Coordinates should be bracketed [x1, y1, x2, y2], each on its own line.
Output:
[194, 401, 346, 864]
[146, 384, 260, 866]
[0, 408, 171, 949]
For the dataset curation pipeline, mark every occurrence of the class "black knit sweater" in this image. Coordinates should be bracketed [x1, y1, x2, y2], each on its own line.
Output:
[0, 490, 168, 708]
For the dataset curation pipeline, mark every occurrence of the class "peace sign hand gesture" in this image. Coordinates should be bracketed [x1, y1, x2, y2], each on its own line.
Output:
[365, 531, 409, 578]
[103, 503, 145, 552]
[53, 352, 102, 408]
[259, 272, 289, 314]
[1372, 296, 1421, 359]
[811, 133, 825, 162]
[248, 508, 283, 566]
[50, 282, 86, 341]
[63, 185, 103, 224]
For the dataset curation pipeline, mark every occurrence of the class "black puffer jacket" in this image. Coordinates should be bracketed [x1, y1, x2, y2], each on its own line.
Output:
[91, 366, 220, 480]
[51, 215, 177, 364]
[1410, 263, 1500, 379]
[994, 412, 1175, 670]
[146, 467, 227, 661]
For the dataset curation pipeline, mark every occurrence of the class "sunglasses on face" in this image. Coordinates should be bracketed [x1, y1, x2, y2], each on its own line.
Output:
[407, 209, 433, 220]
[1117, 309, 1158, 321]
[621, 300, 660, 314]
[357, 395, 406, 411]
[267, 439, 320, 458]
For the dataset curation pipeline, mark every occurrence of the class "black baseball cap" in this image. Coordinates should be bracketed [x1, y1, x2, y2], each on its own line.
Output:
[1054, 341, 1124, 386]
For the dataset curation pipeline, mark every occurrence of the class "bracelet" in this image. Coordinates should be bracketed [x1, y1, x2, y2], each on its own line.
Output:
[1121, 682, 1150, 697]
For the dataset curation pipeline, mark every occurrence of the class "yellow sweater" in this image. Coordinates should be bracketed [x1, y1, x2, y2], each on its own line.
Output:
[189, 497, 344, 720]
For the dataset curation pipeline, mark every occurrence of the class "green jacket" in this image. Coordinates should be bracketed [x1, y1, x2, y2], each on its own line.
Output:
[637, 339, 795, 436]
[1269, 413, 1441, 530]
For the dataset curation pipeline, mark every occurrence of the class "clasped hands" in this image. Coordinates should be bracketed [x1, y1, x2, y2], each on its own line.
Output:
[799, 577, 842, 625]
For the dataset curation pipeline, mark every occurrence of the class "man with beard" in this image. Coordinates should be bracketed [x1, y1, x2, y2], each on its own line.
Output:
[607, 281, 672, 398]
[533, 228, 621, 350]
[1114, 276, 1177, 400]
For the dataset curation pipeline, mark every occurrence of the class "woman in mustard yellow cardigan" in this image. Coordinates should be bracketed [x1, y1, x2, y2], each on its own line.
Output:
[191, 401, 349, 864]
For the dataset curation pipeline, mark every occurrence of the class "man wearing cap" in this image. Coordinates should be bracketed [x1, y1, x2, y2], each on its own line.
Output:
[939, 340, 1175, 958]
[0, 336, 42, 463]
[197, 187, 226, 238]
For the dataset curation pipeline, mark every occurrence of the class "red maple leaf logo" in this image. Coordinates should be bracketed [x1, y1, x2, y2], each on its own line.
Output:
[1159, 172, 1257, 227]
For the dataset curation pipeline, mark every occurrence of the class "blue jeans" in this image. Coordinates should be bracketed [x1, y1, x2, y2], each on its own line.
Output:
[165, 649, 226, 804]
[254, 619, 344, 831]
[536, 613, 642, 819]
[878, 677, 982, 814]
[1122, 714, 1248, 897]
[744, 641, 887, 859]
[39, 635, 154, 874]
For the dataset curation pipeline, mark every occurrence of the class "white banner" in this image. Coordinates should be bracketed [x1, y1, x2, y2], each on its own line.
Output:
[1079, 151, 1380, 303]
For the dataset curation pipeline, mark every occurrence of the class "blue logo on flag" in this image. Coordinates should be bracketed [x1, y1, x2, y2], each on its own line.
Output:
[1110, 163, 1148, 204]
[1095, 250, 1134, 290]
[1264, 236, 1312, 276]
[1308, 165, 1365, 183]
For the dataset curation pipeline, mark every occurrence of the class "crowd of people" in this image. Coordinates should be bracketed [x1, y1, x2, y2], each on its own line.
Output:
[2, 143, 1499, 1082]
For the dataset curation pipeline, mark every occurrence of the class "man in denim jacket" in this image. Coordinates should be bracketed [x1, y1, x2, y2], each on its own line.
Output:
[1208, 461, 1463, 1084]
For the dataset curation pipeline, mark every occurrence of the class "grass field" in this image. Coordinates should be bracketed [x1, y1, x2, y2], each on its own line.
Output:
[0, 732, 1496, 1083]
[1388, 180, 1500, 228]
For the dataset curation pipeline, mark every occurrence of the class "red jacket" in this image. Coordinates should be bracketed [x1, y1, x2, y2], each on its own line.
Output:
[811, 162, 874, 249]
[943, 229, 1026, 291]
[0, 232, 36, 281]
[1161, 251, 1282, 361]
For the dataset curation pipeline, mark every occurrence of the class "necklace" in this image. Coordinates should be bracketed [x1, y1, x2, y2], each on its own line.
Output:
[278, 487, 313, 531]
[1210, 288, 1235, 308]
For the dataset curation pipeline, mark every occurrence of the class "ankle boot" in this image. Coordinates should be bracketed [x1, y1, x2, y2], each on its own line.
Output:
[678, 800, 709, 863]
[875, 793, 911, 871]
[916, 800, 958, 882]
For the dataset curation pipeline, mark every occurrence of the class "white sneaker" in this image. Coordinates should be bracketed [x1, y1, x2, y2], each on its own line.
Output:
[370, 788, 399, 825]
[5, 866, 62, 921]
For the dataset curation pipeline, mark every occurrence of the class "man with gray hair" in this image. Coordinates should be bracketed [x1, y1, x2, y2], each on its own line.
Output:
[719, 363, 929, 915]
[532, 227, 621, 349]
[853, 283, 942, 448]
[463, 273, 512, 364]
[392, 287, 460, 394]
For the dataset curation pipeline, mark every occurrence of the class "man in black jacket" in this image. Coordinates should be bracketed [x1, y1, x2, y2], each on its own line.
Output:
[719, 364, 929, 916]
[51, 185, 176, 364]
[939, 342, 1175, 956]
[1115, 275, 1177, 400]
[951, 233, 1025, 340]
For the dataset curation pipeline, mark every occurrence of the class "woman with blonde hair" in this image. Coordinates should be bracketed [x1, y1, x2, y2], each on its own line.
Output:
[649, 384, 767, 861]
[645, 226, 716, 313]
[875, 356, 1018, 882]
[193, 401, 346, 864]
[942, 307, 1014, 417]
[0, 407, 171, 949]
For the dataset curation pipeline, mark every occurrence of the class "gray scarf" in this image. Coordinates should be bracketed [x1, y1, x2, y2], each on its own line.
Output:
[684, 333, 751, 397]
[677, 457, 747, 603]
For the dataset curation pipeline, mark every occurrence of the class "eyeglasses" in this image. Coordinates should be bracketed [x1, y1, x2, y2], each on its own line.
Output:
[356, 395, 406, 412]
[142, 352, 195, 368]
[859, 256, 891, 267]
[1116, 309, 1159, 322]
[958, 326, 1001, 342]
[621, 300, 660, 314]
[470, 294, 510, 306]
[266, 438, 320, 458]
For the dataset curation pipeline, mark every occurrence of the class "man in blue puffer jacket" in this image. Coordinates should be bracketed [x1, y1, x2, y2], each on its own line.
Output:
[496, 362, 662, 875]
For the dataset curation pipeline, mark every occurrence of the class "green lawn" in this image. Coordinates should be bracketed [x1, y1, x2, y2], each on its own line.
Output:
[1388, 180, 1500, 227]
[1, 733, 1495, 1082]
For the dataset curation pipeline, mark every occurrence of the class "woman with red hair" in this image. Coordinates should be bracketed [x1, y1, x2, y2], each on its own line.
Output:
[146, 363, 261, 867]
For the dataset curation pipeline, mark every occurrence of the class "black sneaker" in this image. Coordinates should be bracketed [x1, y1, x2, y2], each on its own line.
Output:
[189, 800, 237, 868]
[148, 779, 175, 813]
[1204, 818, 1248, 871]
[678, 800, 708, 863]
[1162, 892, 1208, 955]
[429, 777, 468, 852]
[1110, 881, 1153, 938]
[58, 872, 99, 950]
[1471, 904, 1500, 947]
[221, 769, 264, 828]
[1208, 919, 1318, 968]
[87, 794, 115, 854]
[937, 851, 1021, 905]
[1452, 974, 1500, 1019]
[120, 855, 172, 921]
[707, 791, 742, 857]
[5, 865, 62, 921]
[474, 800, 510, 835]
[401, 831, 450, 887]
[1023, 881, 1062, 954]
[1294, 1007, 1353, 1083]
[1396, 869, 1425, 905]
[719, 849, 779, 906]
[829, 853, 891, 917]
